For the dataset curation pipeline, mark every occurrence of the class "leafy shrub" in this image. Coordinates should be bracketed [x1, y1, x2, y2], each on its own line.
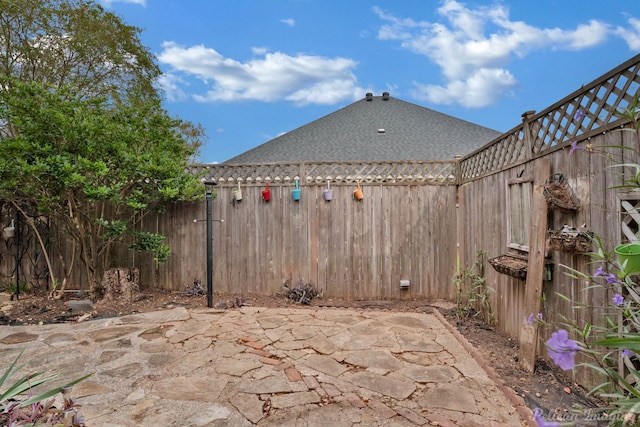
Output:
[452, 250, 494, 325]
[0, 282, 29, 295]
[0, 350, 91, 426]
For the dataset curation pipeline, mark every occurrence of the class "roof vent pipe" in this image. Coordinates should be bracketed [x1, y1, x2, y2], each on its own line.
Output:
[382, 92, 389, 100]
[365, 92, 373, 101]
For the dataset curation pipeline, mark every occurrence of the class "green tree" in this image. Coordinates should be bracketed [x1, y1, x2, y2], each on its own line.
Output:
[0, 78, 203, 295]
[0, 0, 161, 116]
[0, 0, 204, 157]
[0, 0, 206, 295]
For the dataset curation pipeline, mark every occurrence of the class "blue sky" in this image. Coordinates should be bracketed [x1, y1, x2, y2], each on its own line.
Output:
[99, 0, 640, 164]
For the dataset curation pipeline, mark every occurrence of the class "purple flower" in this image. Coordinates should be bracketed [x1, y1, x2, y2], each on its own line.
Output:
[546, 329, 580, 371]
[594, 267, 619, 285]
[526, 312, 543, 325]
[613, 293, 624, 306]
[527, 314, 534, 325]
[594, 266, 606, 277]
[574, 109, 586, 121]
[605, 273, 619, 285]
[569, 141, 582, 154]
[622, 349, 636, 358]
[533, 408, 560, 427]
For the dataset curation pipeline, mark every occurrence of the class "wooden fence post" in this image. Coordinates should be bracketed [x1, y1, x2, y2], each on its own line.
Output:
[519, 157, 550, 372]
[521, 110, 536, 161]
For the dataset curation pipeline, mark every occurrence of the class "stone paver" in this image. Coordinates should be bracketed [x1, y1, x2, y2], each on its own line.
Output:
[302, 353, 349, 376]
[343, 349, 405, 372]
[0, 305, 532, 426]
[343, 371, 416, 400]
[271, 390, 321, 408]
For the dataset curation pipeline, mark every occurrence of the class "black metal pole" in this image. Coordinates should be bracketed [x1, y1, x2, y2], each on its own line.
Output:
[206, 188, 213, 308]
[15, 214, 19, 301]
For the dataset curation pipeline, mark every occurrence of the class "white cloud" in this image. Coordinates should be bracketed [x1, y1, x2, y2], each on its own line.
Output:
[375, 0, 618, 107]
[157, 42, 363, 105]
[252, 47, 268, 55]
[542, 20, 610, 50]
[614, 17, 640, 50]
[157, 73, 188, 102]
[286, 79, 364, 104]
[412, 68, 517, 108]
[373, 6, 426, 41]
[281, 18, 296, 27]
[100, 0, 146, 7]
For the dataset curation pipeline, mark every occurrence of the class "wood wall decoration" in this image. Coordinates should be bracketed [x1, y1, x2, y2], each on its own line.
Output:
[488, 254, 528, 280]
[543, 173, 580, 212]
[291, 179, 301, 201]
[546, 229, 593, 253]
[353, 180, 364, 200]
[262, 182, 271, 201]
[323, 181, 333, 201]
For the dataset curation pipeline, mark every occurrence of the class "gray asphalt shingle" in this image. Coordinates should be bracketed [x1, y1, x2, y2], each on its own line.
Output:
[225, 93, 500, 164]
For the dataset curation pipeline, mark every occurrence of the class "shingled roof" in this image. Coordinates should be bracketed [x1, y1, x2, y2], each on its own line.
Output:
[224, 92, 501, 164]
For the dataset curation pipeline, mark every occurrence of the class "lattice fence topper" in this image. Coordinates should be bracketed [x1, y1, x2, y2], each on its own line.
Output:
[621, 199, 640, 243]
[193, 160, 458, 186]
[459, 128, 526, 180]
[461, 54, 640, 181]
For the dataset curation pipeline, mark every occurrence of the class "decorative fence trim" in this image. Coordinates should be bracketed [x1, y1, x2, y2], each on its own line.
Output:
[191, 160, 458, 186]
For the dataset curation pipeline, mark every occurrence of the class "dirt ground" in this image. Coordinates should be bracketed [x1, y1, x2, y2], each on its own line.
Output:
[0, 288, 606, 422]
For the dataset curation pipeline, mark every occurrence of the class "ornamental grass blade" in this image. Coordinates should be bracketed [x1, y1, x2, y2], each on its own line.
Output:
[20, 373, 93, 407]
[587, 380, 613, 397]
[594, 365, 640, 399]
[626, 284, 640, 304]
[0, 349, 24, 391]
[2, 372, 58, 402]
[595, 335, 640, 352]
[2, 350, 92, 407]
[582, 323, 592, 340]
[610, 397, 640, 412]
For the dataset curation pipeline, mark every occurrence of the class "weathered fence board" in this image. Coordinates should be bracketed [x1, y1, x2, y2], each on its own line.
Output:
[519, 157, 550, 373]
[141, 183, 458, 299]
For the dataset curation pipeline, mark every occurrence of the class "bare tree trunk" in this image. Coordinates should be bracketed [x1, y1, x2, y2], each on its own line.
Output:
[53, 239, 77, 299]
[11, 202, 57, 298]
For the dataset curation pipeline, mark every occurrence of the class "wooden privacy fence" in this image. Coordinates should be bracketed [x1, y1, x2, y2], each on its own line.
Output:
[159, 161, 460, 300]
[457, 53, 640, 387]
